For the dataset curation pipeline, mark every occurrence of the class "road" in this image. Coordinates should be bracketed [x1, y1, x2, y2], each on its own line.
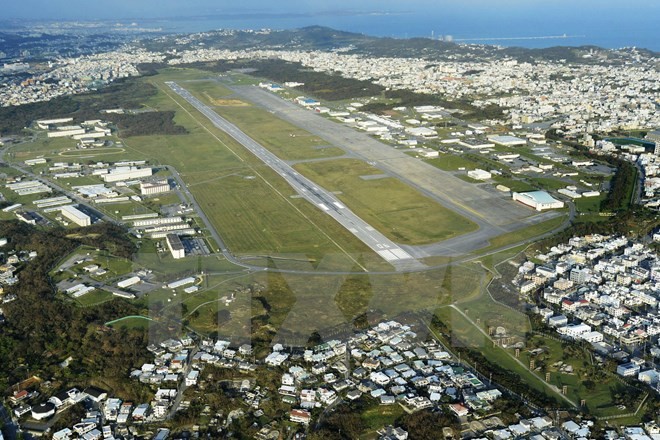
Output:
[166, 347, 199, 419]
[166, 81, 426, 271]
[0, 404, 18, 440]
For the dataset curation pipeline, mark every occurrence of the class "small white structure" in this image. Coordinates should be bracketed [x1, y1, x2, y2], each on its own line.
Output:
[467, 169, 492, 180]
[167, 277, 195, 289]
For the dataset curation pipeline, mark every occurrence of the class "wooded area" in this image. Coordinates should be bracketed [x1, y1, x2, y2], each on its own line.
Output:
[0, 221, 151, 400]
[105, 111, 187, 137]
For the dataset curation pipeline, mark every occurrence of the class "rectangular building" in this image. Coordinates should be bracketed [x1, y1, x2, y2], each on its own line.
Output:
[101, 167, 152, 183]
[166, 234, 185, 259]
[117, 276, 141, 289]
[140, 180, 170, 196]
[60, 205, 91, 227]
[512, 191, 564, 211]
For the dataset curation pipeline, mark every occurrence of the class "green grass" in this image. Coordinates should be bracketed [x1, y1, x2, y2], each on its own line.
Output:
[425, 154, 477, 171]
[529, 177, 569, 191]
[359, 404, 406, 439]
[491, 176, 535, 192]
[522, 335, 643, 418]
[294, 158, 478, 245]
[75, 289, 116, 306]
[574, 195, 605, 213]
[477, 214, 568, 254]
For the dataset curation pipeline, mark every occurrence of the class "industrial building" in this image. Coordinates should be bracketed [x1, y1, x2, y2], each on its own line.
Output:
[140, 180, 170, 196]
[488, 135, 527, 147]
[47, 126, 87, 138]
[133, 216, 183, 228]
[166, 234, 185, 259]
[101, 167, 153, 183]
[36, 117, 73, 129]
[117, 276, 141, 289]
[60, 205, 91, 227]
[512, 191, 564, 211]
[467, 169, 492, 180]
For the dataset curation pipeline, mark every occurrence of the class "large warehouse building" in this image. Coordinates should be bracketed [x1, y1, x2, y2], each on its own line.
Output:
[60, 205, 91, 226]
[512, 191, 564, 211]
[101, 167, 153, 183]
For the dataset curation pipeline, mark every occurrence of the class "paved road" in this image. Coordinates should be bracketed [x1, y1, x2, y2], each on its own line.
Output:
[0, 404, 18, 440]
[166, 81, 426, 271]
[166, 347, 199, 419]
[223, 83, 559, 257]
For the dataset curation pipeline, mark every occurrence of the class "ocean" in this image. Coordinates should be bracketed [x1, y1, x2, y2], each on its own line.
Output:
[142, 4, 659, 51]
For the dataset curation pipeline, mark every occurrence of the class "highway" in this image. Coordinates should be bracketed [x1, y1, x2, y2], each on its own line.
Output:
[166, 81, 425, 271]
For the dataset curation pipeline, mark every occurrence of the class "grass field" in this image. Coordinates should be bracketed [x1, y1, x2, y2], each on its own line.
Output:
[425, 154, 478, 171]
[141, 262, 482, 341]
[476, 214, 567, 254]
[434, 306, 572, 406]
[75, 289, 116, 307]
[360, 404, 406, 439]
[521, 335, 643, 418]
[294, 158, 478, 245]
[574, 195, 605, 213]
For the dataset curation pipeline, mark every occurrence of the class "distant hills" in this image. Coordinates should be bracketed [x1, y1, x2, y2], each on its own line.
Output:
[142, 25, 658, 65]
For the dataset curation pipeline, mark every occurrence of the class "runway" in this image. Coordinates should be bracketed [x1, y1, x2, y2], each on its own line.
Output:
[166, 81, 426, 271]
[222, 83, 559, 257]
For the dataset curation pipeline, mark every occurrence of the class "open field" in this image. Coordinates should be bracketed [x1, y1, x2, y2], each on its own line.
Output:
[434, 306, 571, 405]
[425, 154, 479, 171]
[521, 334, 643, 418]
[475, 214, 567, 254]
[217, 104, 346, 161]
[360, 404, 406, 439]
[139, 262, 482, 342]
[574, 195, 606, 213]
[294, 158, 478, 245]
[75, 290, 116, 307]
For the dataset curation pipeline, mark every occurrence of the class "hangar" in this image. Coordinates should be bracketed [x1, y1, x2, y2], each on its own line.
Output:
[512, 191, 564, 211]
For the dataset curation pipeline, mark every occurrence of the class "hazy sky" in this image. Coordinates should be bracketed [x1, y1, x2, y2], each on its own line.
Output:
[3, 0, 657, 21]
